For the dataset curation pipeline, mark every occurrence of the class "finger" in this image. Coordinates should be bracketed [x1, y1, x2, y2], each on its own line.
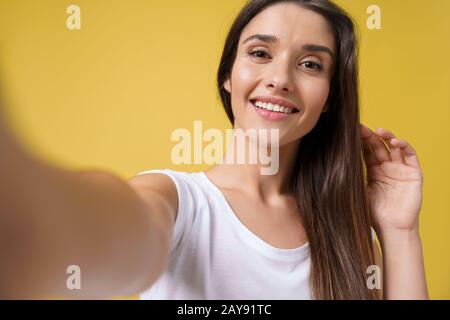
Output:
[392, 138, 421, 168]
[362, 139, 378, 168]
[376, 128, 421, 168]
[360, 123, 373, 140]
[360, 124, 378, 167]
[374, 128, 404, 164]
[361, 125, 391, 163]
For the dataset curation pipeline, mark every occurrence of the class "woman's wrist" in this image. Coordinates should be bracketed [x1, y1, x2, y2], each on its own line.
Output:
[376, 223, 428, 300]
[377, 225, 422, 251]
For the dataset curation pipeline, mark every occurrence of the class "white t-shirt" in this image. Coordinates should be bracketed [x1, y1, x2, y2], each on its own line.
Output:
[136, 169, 312, 300]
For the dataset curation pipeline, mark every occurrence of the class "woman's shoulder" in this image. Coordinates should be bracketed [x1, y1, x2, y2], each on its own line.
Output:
[133, 168, 208, 200]
[135, 168, 203, 186]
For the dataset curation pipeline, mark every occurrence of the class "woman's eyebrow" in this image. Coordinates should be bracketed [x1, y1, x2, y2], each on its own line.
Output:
[242, 33, 334, 61]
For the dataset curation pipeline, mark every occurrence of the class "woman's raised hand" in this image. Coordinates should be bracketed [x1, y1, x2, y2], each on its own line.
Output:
[360, 124, 424, 234]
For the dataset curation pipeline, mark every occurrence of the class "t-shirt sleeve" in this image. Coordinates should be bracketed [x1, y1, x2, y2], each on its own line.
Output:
[136, 169, 195, 255]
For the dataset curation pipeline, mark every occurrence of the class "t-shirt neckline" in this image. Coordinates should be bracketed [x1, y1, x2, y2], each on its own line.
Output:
[198, 171, 310, 260]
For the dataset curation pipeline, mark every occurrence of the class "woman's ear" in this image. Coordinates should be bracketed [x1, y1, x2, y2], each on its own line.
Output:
[224, 78, 231, 94]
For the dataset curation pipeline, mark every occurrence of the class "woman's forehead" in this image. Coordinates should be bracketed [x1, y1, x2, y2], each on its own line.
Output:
[239, 3, 335, 52]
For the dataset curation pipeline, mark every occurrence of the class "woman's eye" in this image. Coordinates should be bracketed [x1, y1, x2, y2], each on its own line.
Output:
[248, 49, 270, 59]
[300, 61, 323, 71]
[247, 50, 323, 71]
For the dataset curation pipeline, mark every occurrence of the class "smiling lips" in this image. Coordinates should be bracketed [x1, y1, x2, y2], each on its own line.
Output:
[250, 96, 300, 121]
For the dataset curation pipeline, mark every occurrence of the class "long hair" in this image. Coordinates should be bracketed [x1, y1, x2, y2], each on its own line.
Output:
[217, 0, 378, 299]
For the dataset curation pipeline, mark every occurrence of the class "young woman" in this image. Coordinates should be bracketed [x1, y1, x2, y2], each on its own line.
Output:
[0, 0, 428, 300]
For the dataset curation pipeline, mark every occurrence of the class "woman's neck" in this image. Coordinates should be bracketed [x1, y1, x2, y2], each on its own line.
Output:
[205, 128, 301, 200]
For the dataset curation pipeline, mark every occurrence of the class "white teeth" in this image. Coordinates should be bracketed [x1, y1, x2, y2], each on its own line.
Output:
[254, 100, 293, 114]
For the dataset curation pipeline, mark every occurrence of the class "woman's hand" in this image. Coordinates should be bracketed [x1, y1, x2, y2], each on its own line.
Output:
[360, 124, 424, 233]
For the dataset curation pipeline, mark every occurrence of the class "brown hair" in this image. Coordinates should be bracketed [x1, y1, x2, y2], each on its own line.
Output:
[217, 0, 378, 299]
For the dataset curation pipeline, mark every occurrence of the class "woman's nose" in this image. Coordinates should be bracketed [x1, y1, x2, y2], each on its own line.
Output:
[263, 59, 295, 93]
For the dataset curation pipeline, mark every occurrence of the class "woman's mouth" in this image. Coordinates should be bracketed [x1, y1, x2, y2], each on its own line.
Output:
[250, 99, 300, 121]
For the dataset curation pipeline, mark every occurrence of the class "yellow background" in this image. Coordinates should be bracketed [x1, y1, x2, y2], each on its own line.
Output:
[0, 0, 448, 299]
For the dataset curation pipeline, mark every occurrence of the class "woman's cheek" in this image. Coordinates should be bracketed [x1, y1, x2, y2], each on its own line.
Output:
[301, 78, 330, 114]
[231, 63, 260, 119]
[234, 63, 260, 93]
[290, 79, 329, 136]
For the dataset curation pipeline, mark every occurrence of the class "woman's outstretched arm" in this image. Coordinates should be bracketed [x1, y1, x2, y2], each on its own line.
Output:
[0, 110, 177, 299]
[361, 124, 428, 299]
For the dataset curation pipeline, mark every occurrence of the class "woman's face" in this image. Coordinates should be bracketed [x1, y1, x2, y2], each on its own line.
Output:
[224, 2, 336, 146]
